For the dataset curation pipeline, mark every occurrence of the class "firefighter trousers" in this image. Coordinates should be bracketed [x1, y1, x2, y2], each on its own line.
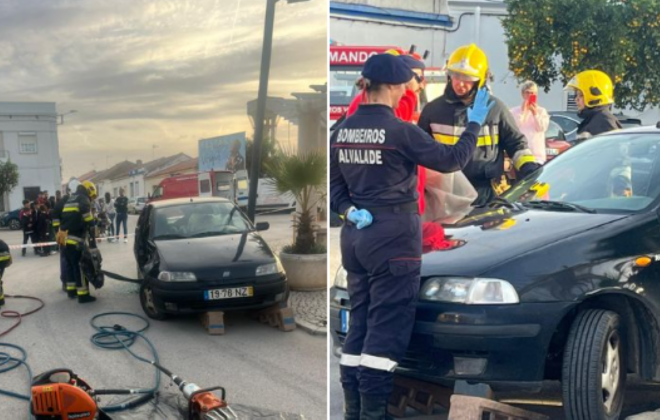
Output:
[64, 243, 89, 297]
[339, 211, 422, 396]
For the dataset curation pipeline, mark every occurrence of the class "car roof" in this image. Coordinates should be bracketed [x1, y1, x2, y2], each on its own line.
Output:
[149, 197, 232, 209]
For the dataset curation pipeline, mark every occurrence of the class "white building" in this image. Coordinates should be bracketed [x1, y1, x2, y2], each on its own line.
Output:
[0, 102, 62, 212]
[330, 0, 660, 124]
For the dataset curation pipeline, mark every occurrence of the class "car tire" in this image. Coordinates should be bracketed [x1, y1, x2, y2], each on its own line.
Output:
[562, 309, 626, 420]
[9, 219, 20, 230]
[139, 283, 168, 321]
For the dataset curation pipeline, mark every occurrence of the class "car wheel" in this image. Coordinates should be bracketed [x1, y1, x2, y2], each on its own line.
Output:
[139, 283, 168, 321]
[562, 309, 626, 420]
[9, 219, 20, 230]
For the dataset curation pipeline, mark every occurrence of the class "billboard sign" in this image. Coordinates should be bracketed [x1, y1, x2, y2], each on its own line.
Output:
[198, 132, 247, 173]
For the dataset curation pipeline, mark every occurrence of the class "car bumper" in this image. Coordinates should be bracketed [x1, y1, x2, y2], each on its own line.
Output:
[330, 286, 574, 390]
[147, 275, 288, 314]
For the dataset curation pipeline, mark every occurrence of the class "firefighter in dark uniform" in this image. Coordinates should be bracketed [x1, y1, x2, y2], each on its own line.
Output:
[0, 239, 12, 307]
[566, 69, 621, 142]
[330, 53, 493, 420]
[52, 183, 74, 294]
[418, 44, 540, 206]
[58, 180, 98, 303]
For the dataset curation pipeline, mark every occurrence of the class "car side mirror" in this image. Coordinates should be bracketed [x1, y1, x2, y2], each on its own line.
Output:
[256, 222, 270, 231]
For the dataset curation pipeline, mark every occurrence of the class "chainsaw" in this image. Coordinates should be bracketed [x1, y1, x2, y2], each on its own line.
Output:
[30, 368, 237, 420]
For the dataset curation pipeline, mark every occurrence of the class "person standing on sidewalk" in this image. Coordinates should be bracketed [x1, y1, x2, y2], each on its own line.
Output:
[510, 81, 550, 164]
[21, 203, 37, 257]
[104, 192, 116, 242]
[114, 188, 129, 243]
[330, 53, 491, 420]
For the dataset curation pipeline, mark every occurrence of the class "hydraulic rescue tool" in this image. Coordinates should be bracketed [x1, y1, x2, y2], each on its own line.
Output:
[30, 367, 236, 420]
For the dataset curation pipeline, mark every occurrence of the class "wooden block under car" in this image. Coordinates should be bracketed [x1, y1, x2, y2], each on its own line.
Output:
[200, 311, 225, 335]
[253, 304, 297, 332]
[448, 395, 549, 420]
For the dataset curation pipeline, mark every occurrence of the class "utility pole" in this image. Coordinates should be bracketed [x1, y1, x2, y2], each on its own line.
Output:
[247, 0, 278, 223]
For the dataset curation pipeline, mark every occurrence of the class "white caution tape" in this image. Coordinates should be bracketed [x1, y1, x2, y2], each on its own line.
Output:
[8, 234, 136, 250]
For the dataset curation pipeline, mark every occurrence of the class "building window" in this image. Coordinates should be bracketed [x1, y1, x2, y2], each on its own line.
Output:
[130, 182, 135, 197]
[114, 188, 118, 197]
[18, 133, 38, 154]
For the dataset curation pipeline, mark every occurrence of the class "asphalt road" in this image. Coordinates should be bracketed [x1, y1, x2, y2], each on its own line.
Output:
[328, 226, 660, 419]
[0, 214, 326, 420]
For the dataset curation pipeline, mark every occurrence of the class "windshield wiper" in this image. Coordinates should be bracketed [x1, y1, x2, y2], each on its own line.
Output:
[476, 196, 523, 210]
[153, 234, 187, 240]
[189, 231, 234, 238]
[524, 200, 597, 214]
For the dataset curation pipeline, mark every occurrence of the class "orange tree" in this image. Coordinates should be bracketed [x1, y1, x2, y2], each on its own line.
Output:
[502, 0, 660, 110]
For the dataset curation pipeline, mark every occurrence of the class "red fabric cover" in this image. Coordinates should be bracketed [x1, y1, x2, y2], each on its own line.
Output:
[422, 222, 454, 251]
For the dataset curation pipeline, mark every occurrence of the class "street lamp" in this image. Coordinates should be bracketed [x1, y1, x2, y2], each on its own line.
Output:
[58, 110, 78, 125]
[247, 0, 311, 223]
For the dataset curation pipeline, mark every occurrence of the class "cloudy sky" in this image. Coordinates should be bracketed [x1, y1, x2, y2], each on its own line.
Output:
[0, 0, 327, 180]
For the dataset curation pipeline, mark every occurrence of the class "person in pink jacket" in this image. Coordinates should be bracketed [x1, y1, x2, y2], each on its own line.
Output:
[510, 81, 550, 164]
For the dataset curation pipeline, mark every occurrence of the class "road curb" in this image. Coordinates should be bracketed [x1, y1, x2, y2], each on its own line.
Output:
[295, 318, 327, 336]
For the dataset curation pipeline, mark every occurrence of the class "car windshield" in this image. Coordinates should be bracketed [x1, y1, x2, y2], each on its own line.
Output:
[503, 132, 660, 213]
[151, 202, 251, 239]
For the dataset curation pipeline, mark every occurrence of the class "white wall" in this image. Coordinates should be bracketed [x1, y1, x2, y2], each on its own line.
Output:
[0, 102, 62, 211]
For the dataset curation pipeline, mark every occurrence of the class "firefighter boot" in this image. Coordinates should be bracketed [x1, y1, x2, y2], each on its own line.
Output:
[78, 294, 97, 304]
[343, 389, 361, 420]
[359, 394, 392, 420]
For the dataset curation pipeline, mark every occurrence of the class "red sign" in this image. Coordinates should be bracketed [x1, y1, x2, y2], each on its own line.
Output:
[330, 46, 402, 66]
[330, 105, 349, 121]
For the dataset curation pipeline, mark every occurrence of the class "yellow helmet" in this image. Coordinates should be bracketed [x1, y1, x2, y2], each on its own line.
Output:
[82, 180, 97, 200]
[446, 44, 489, 88]
[566, 70, 614, 108]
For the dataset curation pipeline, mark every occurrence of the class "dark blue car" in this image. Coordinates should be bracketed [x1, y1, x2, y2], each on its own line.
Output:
[0, 209, 21, 230]
[331, 126, 660, 420]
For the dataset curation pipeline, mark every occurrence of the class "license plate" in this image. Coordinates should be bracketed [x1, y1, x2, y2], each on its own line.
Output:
[341, 309, 350, 333]
[204, 287, 253, 300]
[546, 148, 559, 156]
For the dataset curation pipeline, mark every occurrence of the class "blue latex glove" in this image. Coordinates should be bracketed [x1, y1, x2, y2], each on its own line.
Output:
[467, 87, 495, 125]
[347, 208, 373, 229]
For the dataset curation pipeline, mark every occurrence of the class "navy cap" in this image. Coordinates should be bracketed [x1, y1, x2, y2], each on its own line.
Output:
[399, 54, 426, 70]
[361, 54, 414, 85]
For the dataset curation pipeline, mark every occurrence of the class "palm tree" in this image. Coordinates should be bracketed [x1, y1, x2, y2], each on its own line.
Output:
[265, 150, 326, 254]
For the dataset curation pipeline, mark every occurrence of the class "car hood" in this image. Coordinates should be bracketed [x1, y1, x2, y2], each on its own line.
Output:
[421, 207, 626, 277]
[155, 232, 276, 281]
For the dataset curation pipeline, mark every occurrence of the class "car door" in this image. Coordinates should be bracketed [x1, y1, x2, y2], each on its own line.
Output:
[551, 115, 580, 142]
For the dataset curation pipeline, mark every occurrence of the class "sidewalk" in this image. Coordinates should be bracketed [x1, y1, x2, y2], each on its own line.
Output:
[290, 290, 327, 336]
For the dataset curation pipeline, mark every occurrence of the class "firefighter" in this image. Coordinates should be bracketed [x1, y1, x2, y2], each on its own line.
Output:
[418, 44, 540, 206]
[330, 53, 493, 420]
[565, 69, 621, 141]
[0, 239, 11, 307]
[52, 182, 75, 294]
[58, 180, 98, 303]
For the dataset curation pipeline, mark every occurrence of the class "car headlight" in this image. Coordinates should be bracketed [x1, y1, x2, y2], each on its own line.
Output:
[158, 271, 197, 282]
[420, 277, 519, 305]
[256, 263, 279, 276]
[334, 267, 348, 289]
